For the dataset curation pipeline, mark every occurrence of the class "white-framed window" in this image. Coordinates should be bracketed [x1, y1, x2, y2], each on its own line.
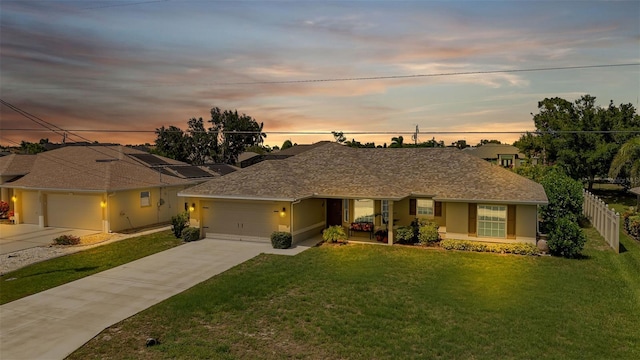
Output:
[417, 199, 434, 216]
[477, 204, 507, 238]
[381, 200, 389, 224]
[140, 191, 151, 207]
[353, 199, 374, 223]
[343, 199, 349, 222]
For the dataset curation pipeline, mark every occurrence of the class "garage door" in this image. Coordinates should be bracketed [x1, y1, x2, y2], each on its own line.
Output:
[47, 193, 103, 231]
[202, 200, 280, 242]
[21, 191, 40, 225]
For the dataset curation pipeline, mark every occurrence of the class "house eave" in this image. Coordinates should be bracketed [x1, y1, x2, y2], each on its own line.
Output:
[177, 193, 297, 202]
[435, 197, 549, 206]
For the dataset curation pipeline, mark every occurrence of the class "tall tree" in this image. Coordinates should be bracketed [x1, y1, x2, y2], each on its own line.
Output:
[390, 136, 404, 148]
[281, 140, 294, 150]
[516, 95, 640, 190]
[609, 136, 640, 187]
[209, 107, 266, 164]
[186, 117, 217, 165]
[153, 126, 190, 162]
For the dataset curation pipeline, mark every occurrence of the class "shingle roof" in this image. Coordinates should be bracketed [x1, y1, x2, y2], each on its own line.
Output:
[0, 154, 37, 176]
[630, 187, 640, 196]
[181, 143, 548, 204]
[4, 146, 198, 191]
[464, 144, 525, 159]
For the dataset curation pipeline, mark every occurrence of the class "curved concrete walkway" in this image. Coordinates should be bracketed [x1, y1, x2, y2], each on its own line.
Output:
[0, 237, 319, 360]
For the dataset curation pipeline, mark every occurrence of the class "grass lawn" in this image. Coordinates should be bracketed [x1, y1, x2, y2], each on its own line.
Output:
[0, 230, 183, 305]
[69, 230, 640, 358]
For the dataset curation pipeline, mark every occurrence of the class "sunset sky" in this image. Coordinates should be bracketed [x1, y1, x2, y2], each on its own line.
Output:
[1, 0, 639, 148]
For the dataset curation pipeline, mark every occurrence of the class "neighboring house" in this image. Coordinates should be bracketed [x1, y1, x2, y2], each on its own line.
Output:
[0, 154, 37, 214]
[238, 141, 332, 168]
[631, 187, 640, 207]
[180, 142, 548, 245]
[464, 144, 527, 168]
[0, 145, 219, 232]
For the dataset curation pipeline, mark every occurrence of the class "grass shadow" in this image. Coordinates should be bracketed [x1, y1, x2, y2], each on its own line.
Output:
[21, 266, 100, 278]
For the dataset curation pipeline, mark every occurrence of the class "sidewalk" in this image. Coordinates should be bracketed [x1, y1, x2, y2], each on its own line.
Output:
[0, 237, 319, 360]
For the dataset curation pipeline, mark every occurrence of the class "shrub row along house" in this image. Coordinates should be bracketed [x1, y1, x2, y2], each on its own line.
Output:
[0, 146, 232, 232]
[180, 142, 548, 245]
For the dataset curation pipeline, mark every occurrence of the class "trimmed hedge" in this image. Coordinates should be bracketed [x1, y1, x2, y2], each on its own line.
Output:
[181, 227, 201, 242]
[53, 234, 81, 245]
[622, 211, 640, 241]
[418, 222, 440, 245]
[171, 211, 189, 238]
[547, 217, 586, 258]
[271, 231, 292, 249]
[440, 239, 539, 255]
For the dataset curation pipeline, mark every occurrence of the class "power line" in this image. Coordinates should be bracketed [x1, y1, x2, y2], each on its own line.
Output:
[3, 63, 638, 91]
[80, 0, 170, 10]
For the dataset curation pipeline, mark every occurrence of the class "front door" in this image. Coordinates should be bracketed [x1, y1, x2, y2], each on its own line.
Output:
[326, 199, 342, 227]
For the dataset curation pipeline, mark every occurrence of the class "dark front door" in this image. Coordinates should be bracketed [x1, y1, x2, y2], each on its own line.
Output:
[326, 199, 342, 227]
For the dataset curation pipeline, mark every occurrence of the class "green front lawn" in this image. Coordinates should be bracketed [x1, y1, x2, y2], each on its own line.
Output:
[0, 230, 183, 304]
[69, 231, 640, 359]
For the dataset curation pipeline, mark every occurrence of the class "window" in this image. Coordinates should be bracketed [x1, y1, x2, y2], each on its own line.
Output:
[417, 199, 434, 216]
[381, 200, 389, 224]
[353, 199, 374, 223]
[140, 191, 151, 207]
[343, 199, 349, 222]
[477, 205, 507, 238]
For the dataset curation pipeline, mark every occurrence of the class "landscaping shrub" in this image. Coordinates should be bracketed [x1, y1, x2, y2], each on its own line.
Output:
[440, 239, 539, 255]
[270, 231, 292, 249]
[53, 234, 81, 246]
[539, 169, 584, 226]
[418, 221, 440, 245]
[171, 211, 189, 238]
[181, 227, 201, 242]
[322, 225, 347, 243]
[396, 226, 415, 244]
[547, 217, 587, 258]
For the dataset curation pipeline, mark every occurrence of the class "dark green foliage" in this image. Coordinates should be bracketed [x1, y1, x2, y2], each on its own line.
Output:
[171, 212, 189, 238]
[539, 169, 584, 225]
[52, 234, 81, 245]
[395, 226, 415, 244]
[622, 210, 640, 240]
[418, 221, 440, 245]
[440, 239, 539, 255]
[210, 107, 266, 164]
[270, 231, 292, 249]
[547, 217, 587, 258]
[181, 227, 201, 242]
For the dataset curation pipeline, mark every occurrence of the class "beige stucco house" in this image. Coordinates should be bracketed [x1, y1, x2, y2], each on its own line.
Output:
[180, 142, 548, 245]
[464, 144, 527, 168]
[0, 145, 219, 232]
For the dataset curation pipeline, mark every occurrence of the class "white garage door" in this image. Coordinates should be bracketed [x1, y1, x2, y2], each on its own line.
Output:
[21, 191, 40, 225]
[47, 194, 103, 231]
[202, 200, 280, 242]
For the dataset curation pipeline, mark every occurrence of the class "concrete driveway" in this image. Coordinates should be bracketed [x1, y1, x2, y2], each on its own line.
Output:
[0, 224, 99, 255]
[0, 236, 320, 359]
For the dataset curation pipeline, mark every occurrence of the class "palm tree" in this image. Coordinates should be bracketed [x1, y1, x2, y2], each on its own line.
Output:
[609, 136, 640, 187]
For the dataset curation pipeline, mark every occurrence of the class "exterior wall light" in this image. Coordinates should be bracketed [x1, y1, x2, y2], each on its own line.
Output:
[11, 196, 17, 203]
[189, 203, 196, 212]
[100, 201, 107, 208]
[279, 207, 286, 217]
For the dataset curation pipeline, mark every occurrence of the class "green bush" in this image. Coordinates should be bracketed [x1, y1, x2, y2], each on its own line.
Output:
[625, 214, 640, 240]
[539, 169, 584, 227]
[53, 234, 81, 245]
[396, 226, 415, 244]
[547, 217, 587, 258]
[270, 231, 292, 249]
[418, 221, 440, 245]
[322, 225, 347, 243]
[440, 239, 539, 255]
[171, 211, 189, 238]
[181, 227, 201, 242]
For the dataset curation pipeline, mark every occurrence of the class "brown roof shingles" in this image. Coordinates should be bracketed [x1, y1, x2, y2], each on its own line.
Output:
[181, 143, 548, 204]
[0, 154, 37, 176]
[5, 146, 195, 191]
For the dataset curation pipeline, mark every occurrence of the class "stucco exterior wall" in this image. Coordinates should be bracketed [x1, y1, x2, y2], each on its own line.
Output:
[19, 190, 40, 225]
[108, 187, 184, 232]
[445, 202, 468, 235]
[516, 204, 538, 242]
[292, 198, 325, 243]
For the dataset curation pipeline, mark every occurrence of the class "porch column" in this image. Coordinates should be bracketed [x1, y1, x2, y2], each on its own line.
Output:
[38, 191, 45, 228]
[387, 200, 394, 245]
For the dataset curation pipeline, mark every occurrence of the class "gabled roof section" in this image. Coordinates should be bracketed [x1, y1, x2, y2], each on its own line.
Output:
[4, 146, 198, 191]
[0, 154, 37, 176]
[181, 143, 548, 204]
[464, 144, 525, 159]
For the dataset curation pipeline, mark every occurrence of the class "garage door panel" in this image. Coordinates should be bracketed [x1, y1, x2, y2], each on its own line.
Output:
[47, 194, 102, 231]
[203, 201, 279, 242]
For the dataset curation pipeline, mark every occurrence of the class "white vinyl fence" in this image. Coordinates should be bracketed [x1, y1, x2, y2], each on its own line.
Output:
[583, 190, 620, 253]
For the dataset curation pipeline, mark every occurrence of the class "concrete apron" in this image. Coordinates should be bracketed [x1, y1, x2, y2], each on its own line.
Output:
[0, 237, 319, 359]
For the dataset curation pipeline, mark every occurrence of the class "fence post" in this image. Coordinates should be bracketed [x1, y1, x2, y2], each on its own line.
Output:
[614, 212, 620, 254]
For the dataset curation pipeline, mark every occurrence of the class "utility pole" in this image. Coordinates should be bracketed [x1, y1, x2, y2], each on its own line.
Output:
[411, 125, 419, 145]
